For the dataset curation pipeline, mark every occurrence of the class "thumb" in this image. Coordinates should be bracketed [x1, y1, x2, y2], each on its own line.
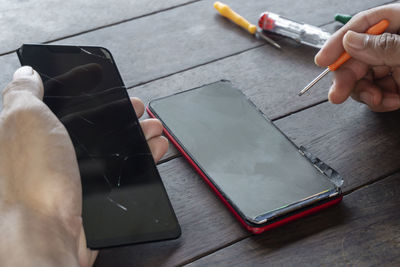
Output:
[343, 31, 400, 67]
[2, 66, 44, 106]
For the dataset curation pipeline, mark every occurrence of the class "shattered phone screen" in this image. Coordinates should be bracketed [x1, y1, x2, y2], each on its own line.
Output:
[17, 44, 180, 248]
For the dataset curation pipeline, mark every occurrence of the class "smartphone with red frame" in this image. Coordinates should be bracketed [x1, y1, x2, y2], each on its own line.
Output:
[147, 80, 342, 233]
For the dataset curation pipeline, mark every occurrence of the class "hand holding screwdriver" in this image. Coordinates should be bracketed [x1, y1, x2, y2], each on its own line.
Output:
[312, 4, 400, 112]
[299, 19, 389, 96]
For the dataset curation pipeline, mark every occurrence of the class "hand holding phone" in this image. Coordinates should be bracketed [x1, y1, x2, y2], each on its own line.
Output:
[0, 66, 99, 265]
[17, 44, 181, 249]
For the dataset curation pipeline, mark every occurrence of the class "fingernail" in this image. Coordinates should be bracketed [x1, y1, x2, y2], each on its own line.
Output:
[345, 31, 367, 50]
[13, 66, 33, 79]
[383, 97, 400, 109]
[359, 92, 372, 105]
[314, 52, 321, 66]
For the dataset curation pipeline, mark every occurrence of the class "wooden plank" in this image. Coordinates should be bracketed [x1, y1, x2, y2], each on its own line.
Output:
[0, 54, 18, 90]
[1, 0, 392, 57]
[186, 172, 400, 266]
[53, 0, 390, 89]
[94, 157, 248, 267]
[274, 100, 400, 192]
[0, 0, 198, 54]
[127, 42, 330, 120]
[0, 0, 392, 113]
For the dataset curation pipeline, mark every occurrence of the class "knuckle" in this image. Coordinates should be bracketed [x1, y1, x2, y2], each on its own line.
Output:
[2, 89, 43, 115]
[2, 78, 41, 98]
[370, 33, 400, 55]
[152, 118, 163, 128]
[2, 103, 43, 130]
[353, 10, 367, 20]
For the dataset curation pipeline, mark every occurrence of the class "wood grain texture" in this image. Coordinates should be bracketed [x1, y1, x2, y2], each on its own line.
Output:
[0, 0, 197, 54]
[127, 42, 330, 121]
[275, 100, 400, 192]
[94, 157, 248, 267]
[0, 0, 391, 59]
[187, 172, 400, 266]
[0, 0, 391, 112]
[54, 0, 391, 88]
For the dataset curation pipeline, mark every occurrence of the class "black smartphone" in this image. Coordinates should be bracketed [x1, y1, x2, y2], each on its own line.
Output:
[147, 81, 342, 233]
[17, 44, 181, 248]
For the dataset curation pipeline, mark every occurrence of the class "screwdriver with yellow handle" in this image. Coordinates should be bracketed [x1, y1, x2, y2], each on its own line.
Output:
[213, 1, 281, 49]
[298, 19, 390, 96]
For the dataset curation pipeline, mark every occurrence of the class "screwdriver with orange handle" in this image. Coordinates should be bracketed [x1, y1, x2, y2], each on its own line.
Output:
[213, 1, 281, 49]
[298, 19, 390, 96]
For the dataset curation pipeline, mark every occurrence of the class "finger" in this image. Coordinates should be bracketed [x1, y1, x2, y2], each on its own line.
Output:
[351, 79, 400, 111]
[147, 136, 169, 163]
[2, 66, 44, 107]
[88, 250, 99, 267]
[328, 59, 368, 104]
[364, 68, 374, 82]
[351, 79, 383, 107]
[375, 76, 398, 93]
[392, 67, 400, 88]
[130, 97, 144, 118]
[372, 66, 392, 79]
[315, 4, 400, 67]
[139, 119, 163, 140]
[78, 224, 99, 267]
[343, 31, 400, 66]
[369, 92, 400, 112]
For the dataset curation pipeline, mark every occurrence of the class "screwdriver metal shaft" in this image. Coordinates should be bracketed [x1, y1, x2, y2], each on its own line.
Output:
[298, 68, 329, 96]
[257, 29, 281, 50]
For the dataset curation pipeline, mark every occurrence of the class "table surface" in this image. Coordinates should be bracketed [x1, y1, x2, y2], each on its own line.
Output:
[2, 0, 400, 266]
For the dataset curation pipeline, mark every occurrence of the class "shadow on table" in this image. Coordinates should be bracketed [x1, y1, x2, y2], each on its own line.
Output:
[250, 200, 350, 250]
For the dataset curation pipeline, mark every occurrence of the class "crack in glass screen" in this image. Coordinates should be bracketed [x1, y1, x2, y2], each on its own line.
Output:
[149, 81, 339, 224]
[17, 45, 180, 248]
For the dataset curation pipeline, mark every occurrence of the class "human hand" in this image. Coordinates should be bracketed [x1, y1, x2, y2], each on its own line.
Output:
[0, 66, 168, 267]
[315, 4, 400, 112]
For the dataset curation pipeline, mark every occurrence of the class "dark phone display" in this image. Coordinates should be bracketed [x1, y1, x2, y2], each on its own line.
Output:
[149, 81, 339, 224]
[17, 44, 180, 248]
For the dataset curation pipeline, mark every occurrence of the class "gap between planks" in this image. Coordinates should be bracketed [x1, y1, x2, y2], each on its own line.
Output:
[0, 0, 203, 58]
[177, 167, 400, 266]
[177, 235, 249, 267]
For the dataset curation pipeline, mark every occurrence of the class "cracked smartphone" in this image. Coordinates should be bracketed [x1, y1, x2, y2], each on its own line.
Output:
[147, 81, 342, 233]
[17, 44, 180, 248]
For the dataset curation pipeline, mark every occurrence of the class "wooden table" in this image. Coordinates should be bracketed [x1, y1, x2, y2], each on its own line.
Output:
[1, 0, 400, 265]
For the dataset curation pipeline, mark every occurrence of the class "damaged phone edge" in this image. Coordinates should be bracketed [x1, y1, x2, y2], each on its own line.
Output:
[146, 80, 343, 233]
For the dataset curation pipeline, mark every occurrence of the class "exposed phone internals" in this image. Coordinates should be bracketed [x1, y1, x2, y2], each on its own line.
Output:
[147, 81, 342, 233]
[17, 44, 181, 248]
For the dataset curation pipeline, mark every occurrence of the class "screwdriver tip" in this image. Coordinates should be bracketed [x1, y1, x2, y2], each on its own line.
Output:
[273, 43, 282, 50]
[298, 68, 330, 96]
[257, 30, 281, 50]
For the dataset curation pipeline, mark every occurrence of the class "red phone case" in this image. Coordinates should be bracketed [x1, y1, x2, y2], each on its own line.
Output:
[147, 106, 342, 234]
